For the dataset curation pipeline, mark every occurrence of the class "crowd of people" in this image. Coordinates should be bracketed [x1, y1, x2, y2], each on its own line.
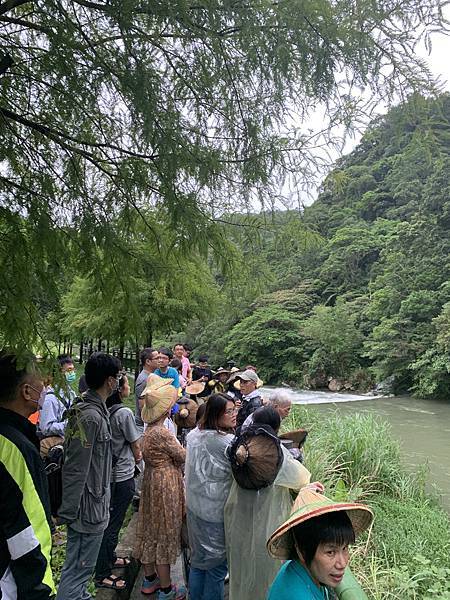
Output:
[0, 345, 374, 600]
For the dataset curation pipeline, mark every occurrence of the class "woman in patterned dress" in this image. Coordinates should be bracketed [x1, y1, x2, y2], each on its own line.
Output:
[134, 374, 187, 600]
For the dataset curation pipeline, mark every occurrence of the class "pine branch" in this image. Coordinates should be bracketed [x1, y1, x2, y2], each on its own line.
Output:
[0, 15, 52, 34]
[0, 0, 30, 17]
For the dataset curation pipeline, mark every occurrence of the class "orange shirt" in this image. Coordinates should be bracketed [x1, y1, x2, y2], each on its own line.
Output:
[28, 411, 39, 425]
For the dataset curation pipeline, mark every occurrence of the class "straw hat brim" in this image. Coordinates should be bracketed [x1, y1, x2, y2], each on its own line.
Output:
[186, 381, 205, 395]
[279, 429, 308, 447]
[267, 495, 374, 560]
[140, 374, 177, 424]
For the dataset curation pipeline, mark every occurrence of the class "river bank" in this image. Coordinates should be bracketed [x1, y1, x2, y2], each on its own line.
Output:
[284, 404, 450, 599]
[270, 387, 450, 512]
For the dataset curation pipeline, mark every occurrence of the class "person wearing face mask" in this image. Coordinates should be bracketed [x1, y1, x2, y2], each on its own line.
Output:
[0, 350, 56, 599]
[38, 355, 77, 449]
[56, 352, 121, 600]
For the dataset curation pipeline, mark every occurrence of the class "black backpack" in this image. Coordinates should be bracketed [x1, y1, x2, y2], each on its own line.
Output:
[43, 443, 64, 517]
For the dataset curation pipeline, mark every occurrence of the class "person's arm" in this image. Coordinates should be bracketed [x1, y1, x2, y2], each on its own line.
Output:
[57, 416, 97, 524]
[275, 447, 311, 490]
[130, 439, 142, 463]
[39, 393, 66, 437]
[163, 430, 186, 465]
[0, 454, 55, 598]
[120, 409, 142, 463]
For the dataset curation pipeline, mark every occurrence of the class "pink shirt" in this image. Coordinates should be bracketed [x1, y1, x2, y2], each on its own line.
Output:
[181, 355, 190, 379]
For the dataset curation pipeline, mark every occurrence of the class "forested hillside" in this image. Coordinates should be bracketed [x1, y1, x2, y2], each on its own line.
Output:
[186, 93, 450, 398]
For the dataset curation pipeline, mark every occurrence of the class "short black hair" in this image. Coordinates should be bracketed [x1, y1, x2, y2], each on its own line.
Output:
[170, 358, 182, 371]
[57, 354, 74, 368]
[84, 352, 121, 390]
[158, 347, 173, 360]
[252, 405, 281, 434]
[292, 510, 355, 566]
[0, 351, 34, 404]
[106, 373, 128, 408]
[183, 344, 192, 352]
[198, 355, 208, 363]
[140, 347, 155, 367]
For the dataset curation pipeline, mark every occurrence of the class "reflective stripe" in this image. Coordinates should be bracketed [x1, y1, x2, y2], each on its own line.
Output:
[7, 525, 39, 560]
[0, 565, 17, 599]
[0, 435, 55, 595]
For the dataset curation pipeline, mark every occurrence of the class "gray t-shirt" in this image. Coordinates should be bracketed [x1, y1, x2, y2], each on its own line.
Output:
[135, 368, 150, 426]
[110, 405, 141, 482]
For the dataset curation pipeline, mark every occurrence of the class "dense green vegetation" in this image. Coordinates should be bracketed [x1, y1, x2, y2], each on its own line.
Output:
[284, 406, 450, 599]
[1, 1, 448, 360]
[185, 94, 450, 398]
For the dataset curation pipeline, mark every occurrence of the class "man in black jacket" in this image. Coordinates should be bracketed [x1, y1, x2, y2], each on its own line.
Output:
[0, 351, 55, 599]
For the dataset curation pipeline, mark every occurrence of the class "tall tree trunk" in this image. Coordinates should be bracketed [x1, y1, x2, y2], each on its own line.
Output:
[97, 337, 102, 351]
[58, 339, 61, 354]
[119, 341, 125, 361]
[146, 322, 153, 347]
[69, 343, 73, 356]
[88, 338, 93, 355]
[79, 340, 83, 364]
[106, 339, 110, 354]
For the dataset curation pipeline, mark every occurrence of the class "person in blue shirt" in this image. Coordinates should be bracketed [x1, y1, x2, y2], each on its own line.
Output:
[266, 488, 373, 600]
[38, 354, 76, 439]
[154, 348, 180, 390]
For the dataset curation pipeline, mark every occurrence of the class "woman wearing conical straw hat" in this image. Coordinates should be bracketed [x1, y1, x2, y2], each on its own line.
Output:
[267, 487, 374, 599]
[133, 374, 187, 600]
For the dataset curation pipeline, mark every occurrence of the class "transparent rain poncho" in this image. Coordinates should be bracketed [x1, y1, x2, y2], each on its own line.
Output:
[185, 427, 235, 569]
[224, 445, 311, 600]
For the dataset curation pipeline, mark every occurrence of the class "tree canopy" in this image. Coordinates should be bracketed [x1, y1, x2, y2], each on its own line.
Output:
[189, 93, 450, 397]
[0, 0, 448, 353]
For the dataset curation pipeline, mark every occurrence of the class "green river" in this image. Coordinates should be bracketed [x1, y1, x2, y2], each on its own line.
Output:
[273, 389, 450, 512]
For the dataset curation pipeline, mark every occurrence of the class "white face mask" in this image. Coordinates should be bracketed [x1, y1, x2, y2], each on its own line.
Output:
[27, 384, 44, 406]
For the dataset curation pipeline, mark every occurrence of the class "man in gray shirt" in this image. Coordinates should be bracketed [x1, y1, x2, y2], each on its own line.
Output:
[56, 352, 121, 600]
[95, 375, 142, 589]
[134, 347, 158, 427]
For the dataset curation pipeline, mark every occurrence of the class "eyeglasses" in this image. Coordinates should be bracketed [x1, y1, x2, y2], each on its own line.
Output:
[224, 408, 238, 415]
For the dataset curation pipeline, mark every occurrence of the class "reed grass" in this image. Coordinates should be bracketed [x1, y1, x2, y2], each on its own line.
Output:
[283, 405, 450, 599]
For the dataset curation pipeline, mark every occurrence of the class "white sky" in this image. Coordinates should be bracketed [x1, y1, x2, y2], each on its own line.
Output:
[293, 26, 450, 208]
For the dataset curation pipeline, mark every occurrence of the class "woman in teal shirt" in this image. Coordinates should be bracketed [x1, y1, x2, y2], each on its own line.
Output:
[267, 488, 373, 600]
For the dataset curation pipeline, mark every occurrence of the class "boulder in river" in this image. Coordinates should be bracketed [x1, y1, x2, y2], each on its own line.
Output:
[328, 378, 345, 392]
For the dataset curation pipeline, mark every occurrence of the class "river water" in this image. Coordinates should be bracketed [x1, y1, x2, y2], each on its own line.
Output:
[263, 388, 450, 511]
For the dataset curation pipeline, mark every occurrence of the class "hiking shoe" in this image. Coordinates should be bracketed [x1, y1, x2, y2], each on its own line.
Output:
[157, 585, 187, 600]
[141, 576, 160, 595]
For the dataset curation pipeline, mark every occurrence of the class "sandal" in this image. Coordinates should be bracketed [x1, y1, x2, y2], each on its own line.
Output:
[113, 556, 131, 568]
[95, 574, 127, 589]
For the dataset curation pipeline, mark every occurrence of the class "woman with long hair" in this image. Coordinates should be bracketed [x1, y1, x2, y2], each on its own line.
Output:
[185, 393, 237, 600]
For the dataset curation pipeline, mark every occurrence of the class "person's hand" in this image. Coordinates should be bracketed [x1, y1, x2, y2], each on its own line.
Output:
[303, 481, 325, 493]
[235, 399, 242, 410]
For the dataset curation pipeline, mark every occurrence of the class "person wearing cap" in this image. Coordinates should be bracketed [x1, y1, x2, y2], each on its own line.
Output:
[225, 406, 311, 600]
[208, 367, 231, 395]
[267, 488, 374, 600]
[234, 368, 264, 428]
[133, 374, 187, 600]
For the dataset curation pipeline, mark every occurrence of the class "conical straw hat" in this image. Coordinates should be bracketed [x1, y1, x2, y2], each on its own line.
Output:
[186, 381, 205, 395]
[267, 488, 374, 560]
[140, 374, 177, 424]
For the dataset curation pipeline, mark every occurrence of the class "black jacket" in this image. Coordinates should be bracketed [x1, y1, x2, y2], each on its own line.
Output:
[0, 407, 55, 599]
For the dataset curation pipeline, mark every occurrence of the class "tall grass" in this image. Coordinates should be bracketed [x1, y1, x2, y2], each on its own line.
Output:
[282, 406, 450, 599]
